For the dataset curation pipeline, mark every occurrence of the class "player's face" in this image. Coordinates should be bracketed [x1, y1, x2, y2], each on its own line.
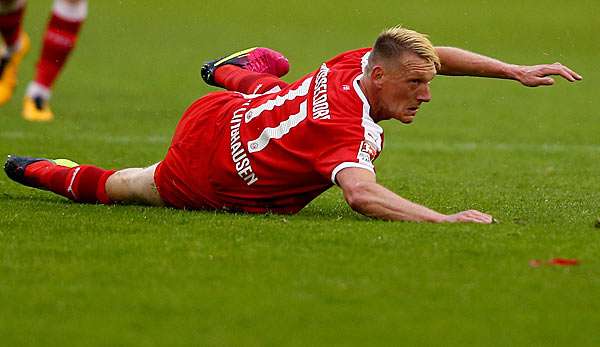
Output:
[376, 54, 436, 123]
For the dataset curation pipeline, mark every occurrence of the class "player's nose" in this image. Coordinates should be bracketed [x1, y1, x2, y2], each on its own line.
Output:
[417, 84, 432, 103]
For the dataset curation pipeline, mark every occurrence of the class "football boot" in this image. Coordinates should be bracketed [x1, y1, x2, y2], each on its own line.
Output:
[200, 47, 289, 87]
[22, 95, 54, 122]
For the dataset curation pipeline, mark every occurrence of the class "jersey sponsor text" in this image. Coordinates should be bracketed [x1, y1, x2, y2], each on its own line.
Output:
[230, 102, 259, 185]
[312, 64, 331, 120]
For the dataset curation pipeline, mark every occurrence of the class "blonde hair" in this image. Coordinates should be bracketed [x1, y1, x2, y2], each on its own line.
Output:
[368, 25, 440, 71]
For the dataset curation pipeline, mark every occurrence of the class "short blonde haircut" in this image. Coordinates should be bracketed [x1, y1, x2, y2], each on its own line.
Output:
[368, 25, 440, 71]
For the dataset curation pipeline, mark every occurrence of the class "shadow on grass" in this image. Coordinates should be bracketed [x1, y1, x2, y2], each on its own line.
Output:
[0, 191, 368, 223]
[0, 192, 69, 205]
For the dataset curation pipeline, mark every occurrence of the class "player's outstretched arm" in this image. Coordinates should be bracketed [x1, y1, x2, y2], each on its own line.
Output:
[434, 47, 582, 87]
[336, 168, 493, 223]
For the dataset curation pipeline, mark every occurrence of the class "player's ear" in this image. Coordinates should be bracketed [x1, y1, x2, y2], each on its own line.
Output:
[370, 66, 385, 87]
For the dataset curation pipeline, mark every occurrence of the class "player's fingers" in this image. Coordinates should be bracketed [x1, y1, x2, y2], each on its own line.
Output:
[549, 63, 582, 82]
[466, 210, 493, 224]
[556, 68, 577, 82]
[561, 65, 583, 80]
[463, 216, 491, 224]
[474, 214, 493, 224]
[459, 210, 493, 224]
[541, 65, 575, 82]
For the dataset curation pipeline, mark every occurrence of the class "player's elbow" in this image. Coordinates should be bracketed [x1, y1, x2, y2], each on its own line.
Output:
[343, 181, 378, 213]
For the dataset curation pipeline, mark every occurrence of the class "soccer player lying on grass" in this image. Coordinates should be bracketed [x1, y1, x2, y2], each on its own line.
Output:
[4, 26, 582, 223]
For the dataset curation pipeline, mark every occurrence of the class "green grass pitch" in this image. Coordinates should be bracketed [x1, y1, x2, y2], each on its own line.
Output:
[1, 0, 599, 345]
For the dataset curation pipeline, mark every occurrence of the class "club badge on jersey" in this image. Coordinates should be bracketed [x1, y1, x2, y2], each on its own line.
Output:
[358, 140, 378, 165]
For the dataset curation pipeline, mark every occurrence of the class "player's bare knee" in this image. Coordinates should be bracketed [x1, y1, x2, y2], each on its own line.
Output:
[137, 164, 163, 205]
[53, 0, 87, 20]
[105, 165, 162, 206]
[105, 169, 137, 200]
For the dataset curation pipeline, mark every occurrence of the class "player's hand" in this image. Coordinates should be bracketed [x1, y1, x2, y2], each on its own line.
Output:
[442, 210, 493, 224]
[515, 62, 582, 87]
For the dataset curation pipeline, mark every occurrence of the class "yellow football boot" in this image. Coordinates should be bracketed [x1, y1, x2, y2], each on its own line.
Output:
[53, 158, 79, 168]
[0, 32, 30, 106]
[22, 95, 54, 122]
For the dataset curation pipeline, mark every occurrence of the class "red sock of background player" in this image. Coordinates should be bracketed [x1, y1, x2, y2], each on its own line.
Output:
[0, 3, 25, 56]
[214, 65, 289, 94]
[26, 0, 87, 100]
[25, 161, 115, 204]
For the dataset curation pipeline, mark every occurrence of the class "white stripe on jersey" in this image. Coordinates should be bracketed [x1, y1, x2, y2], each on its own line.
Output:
[244, 77, 313, 123]
[239, 85, 282, 99]
[361, 51, 371, 72]
[330, 162, 375, 185]
[353, 75, 383, 151]
[247, 101, 308, 153]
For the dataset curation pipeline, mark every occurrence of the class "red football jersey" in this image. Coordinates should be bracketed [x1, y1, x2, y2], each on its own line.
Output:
[207, 48, 384, 213]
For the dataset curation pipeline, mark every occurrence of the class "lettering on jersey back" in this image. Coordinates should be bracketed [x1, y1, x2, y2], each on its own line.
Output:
[230, 101, 259, 186]
[312, 64, 331, 120]
[244, 77, 313, 123]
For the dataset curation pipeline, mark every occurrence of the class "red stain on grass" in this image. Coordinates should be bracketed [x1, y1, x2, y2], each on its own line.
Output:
[548, 258, 580, 266]
[529, 258, 580, 267]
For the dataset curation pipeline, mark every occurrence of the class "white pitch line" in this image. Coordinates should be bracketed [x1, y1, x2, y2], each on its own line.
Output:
[0, 131, 170, 145]
[386, 141, 600, 154]
[1, 130, 599, 154]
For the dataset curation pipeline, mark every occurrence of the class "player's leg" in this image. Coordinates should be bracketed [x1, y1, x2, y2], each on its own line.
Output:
[201, 47, 291, 94]
[0, 0, 29, 105]
[23, 0, 87, 121]
[105, 164, 164, 206]
[4, 155, 164, 206]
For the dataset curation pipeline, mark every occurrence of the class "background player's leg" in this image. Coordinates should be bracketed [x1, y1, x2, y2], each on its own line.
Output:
[215, 65, 290, 95]
[0, 0, 28, 105]
[0, 0, 25, 48]
[23, 0, 87, 121]
[105, 164, 164, 206]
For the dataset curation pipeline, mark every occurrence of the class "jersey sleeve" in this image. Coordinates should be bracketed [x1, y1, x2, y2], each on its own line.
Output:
[312, 47, 382, 184]
[314, 115, 383, 184]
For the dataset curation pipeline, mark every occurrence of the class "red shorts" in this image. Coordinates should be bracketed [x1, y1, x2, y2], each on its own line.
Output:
[154, 92, 243, 210]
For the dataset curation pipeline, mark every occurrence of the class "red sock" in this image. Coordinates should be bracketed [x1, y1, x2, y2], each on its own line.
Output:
[34, 12, 84, 88]
[0, 7, 24, 48]
[214, 65, 289, 94]
[25, 161, 115, 204]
